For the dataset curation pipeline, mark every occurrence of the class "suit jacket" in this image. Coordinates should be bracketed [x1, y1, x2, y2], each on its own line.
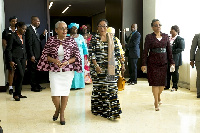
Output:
[191, 33, 200, 62]
[142, 32, 174, 66]
[2, 27, 14, 41]
[6, 32, 26, 63]
[125, 31, 141, 58]
[171, 36, 185, 66]
[25, 26, 45, 60]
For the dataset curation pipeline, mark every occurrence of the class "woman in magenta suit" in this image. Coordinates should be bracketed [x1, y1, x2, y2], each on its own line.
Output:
[141, 19, 175, 111]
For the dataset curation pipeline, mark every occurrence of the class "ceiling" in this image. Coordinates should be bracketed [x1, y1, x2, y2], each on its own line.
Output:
[49, 0, 105, 17]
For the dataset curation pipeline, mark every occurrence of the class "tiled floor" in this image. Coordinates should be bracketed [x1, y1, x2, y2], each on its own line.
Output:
[0, 78, 200, 133]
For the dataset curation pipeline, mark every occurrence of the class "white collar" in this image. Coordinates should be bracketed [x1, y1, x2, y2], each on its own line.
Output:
[31, 24, 37, 33]
[170, 34, 178, 40]
[9, 26, 17, 32]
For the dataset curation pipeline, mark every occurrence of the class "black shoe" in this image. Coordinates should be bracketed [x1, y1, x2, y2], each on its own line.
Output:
[53, 116, 58, 121]
[53, 111, 59, 121]
[60, 121, 65, 125]
[128, 82, 135, 85]
[164, 88, 169, 90]
[38, 86, 46, 90]
[19, 95, 27, 98]
[31, 87, 41, 92]
[197, 95, 200, 98]
[13, 96, 20, 101]
[9, 89, 13, 95]
[126, 79, 131, 83]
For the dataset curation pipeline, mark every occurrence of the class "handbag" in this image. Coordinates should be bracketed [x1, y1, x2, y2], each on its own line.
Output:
[117, 76, 126, 91]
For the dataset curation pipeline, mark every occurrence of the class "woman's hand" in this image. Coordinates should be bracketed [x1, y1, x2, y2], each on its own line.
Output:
[141, 66, 147, 73]
[190, 61, 195, 68]
[170, 64, 175, 67]
[53, 59, 62, 68]
[60, 61, 69, 68]
[121, 64, 126, 73]
[10, 61, 16, 70]
[95, 66, 102, 74]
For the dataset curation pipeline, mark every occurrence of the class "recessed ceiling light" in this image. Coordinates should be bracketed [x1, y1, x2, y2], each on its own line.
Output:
[49, 2, 53, 9]
[62, 7, 69, 13]
[69, 5, 71, 6]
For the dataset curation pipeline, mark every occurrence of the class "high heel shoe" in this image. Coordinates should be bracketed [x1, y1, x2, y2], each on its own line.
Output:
[60, 121, 65, 125]
[53, 116, 58, 121]
[52, 112, 59, 121]
[155, 108, 159, 111]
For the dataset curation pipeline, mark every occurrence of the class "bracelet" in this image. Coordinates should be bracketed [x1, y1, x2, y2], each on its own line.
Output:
[94, 64, 99, 68]
[121, 61, 125, 64]
[66, 61, 69, 65]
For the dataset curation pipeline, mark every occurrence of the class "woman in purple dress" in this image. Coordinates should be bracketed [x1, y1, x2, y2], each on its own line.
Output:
[141, 19, 175, 111]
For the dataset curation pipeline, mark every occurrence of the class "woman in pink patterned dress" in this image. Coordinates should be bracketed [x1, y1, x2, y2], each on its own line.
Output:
[37, 21, 82, 125]
[80, 25, 92, 83]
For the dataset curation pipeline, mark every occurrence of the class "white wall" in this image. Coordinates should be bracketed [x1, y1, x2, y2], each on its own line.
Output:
[143, 0, 156, 46]
[0, 0, 5, 86]
[155, 0, 200, 91]
[143, 0, 199, 91]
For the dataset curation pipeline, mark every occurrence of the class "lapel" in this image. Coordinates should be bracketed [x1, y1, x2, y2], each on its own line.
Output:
[13, 32, 23, 46]
[172, 36, 179, 48]
[29, 26, 40, 41]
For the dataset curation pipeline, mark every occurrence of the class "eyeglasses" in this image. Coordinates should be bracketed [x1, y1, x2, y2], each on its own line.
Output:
[57, 27, 68, 31]
[98, 25, 108, 28]
[153, 24, 162, 27]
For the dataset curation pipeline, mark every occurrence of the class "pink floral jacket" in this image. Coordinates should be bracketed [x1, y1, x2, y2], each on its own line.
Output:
[37, 36, 82, 72]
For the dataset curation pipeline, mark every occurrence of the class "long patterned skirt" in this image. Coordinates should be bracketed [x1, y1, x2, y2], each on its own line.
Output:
[91, 72, 122, 120]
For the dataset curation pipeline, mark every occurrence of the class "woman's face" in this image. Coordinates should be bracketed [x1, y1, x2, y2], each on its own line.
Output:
[70, 26, 78, 34]
[82, 27, 87, 34]
[10, 19, 17, 27]
[170, 28, 177, 36]
[152, 21, 161, 32]
[55, 23, 68, 38]
[18, 25, 27, 35]
[97, 21, 108, 35]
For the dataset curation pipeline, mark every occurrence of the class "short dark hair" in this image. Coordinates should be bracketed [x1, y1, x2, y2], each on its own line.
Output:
[151, 19, 159, 27]
[31, 16, 38, 21]
[171, 25, 180, 35]
[16, 22, 26, 28]
[9, 16, 17, 22]
[97, 19, 109, 26]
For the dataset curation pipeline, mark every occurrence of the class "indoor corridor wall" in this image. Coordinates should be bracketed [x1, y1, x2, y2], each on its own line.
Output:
[155, 0, 200, 91]
[0, 0, 5, 86]
[143, 0, 199, 91]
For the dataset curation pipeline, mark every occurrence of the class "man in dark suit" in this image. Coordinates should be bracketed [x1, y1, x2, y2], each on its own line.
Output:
[26, 16, 47, 92]
[125, 23, 141, 85]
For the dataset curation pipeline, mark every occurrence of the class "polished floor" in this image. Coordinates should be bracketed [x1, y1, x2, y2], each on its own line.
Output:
[0, 78, 200, 133]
